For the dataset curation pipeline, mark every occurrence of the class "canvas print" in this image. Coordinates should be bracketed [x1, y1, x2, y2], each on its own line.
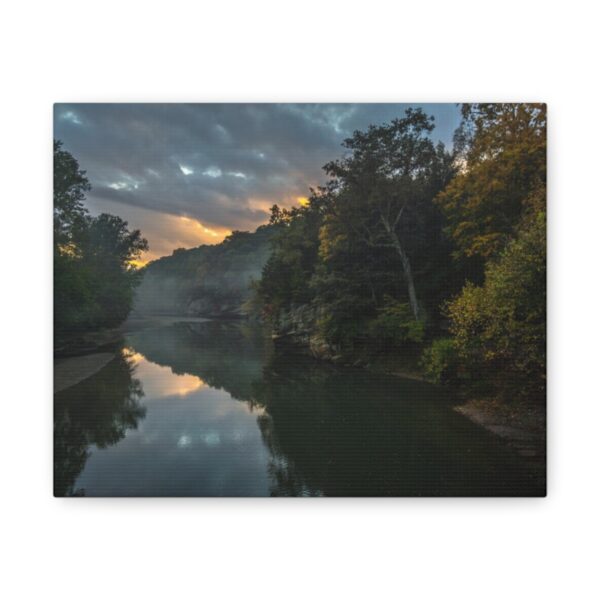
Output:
[53, 103, 546, 497]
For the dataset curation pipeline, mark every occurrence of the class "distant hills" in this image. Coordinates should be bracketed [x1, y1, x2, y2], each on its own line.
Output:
[133, 225, 274, 318]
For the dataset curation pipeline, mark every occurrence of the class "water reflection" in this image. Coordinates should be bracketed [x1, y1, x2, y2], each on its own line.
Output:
[54, 351, 146, 496]
[54, 321, 544, 496]
[124, 350, 205, 398]
[253, 354, 541, 496]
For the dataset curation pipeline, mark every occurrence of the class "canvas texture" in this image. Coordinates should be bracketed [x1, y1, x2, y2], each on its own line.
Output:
[53, 103, 546, 497]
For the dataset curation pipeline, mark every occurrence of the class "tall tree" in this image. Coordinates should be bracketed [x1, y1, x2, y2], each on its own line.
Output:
[53, 139, 90, 252]
[436, 103, 546, 260]
[323, 109, 454, 319]
[54, 141, 149, 335]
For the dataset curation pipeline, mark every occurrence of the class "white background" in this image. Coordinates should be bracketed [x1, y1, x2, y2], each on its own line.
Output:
[1, 1, 598, 599]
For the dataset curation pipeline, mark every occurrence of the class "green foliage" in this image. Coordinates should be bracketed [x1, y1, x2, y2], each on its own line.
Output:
[447, 212, 546, 400]
[437, 103, 546, 261]
[54, 140, 148, 337]
[258, 109, 458, 351]
[323, 109, 456, 320]
[54, 140, 90, 250]
[257, 202, 323, 315]
[256, 104, 546, 405]
[421, 338, 461, 384]
[367, 297, 425, 347]
[316, 312, 364, 349]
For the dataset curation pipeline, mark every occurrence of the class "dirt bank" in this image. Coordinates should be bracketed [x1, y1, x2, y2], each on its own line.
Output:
[454, 398, 546, 462]
[54, 352, 116, 393]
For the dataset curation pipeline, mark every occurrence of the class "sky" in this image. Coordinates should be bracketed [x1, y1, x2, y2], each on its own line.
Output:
[54, 103, 462, 263]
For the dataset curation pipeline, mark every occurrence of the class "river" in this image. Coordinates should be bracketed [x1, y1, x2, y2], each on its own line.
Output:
[54, 319, 544, 496]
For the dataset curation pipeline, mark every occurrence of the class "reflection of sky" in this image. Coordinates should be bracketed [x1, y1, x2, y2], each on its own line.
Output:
[124, 349, 206, 398]
[76, 350, 271, 496]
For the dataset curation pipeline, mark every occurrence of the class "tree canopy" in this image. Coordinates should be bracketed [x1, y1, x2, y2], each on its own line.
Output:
[436, 103, 546, 260]
[54, 141, 148, 338]
[256, 104, 546, 403]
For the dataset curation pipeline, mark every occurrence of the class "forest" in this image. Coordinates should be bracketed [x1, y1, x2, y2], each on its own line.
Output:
[55, 103, 546, 408]
[54, 140, 148, 343]
[133, 226, 274, 317]
[254, 104, 546, 404]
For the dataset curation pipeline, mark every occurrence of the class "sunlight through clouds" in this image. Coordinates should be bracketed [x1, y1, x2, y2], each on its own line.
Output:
[54, 103, 462, 262]
[83, 197, 231, 264]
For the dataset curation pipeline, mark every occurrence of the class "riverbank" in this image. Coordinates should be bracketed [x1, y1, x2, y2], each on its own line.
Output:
[54, 315, 546, 480]
[367, 350, 546, 469]
[54, 352, 115, 393]
[274, 329, 545, 451]
[54, 315, 213, 393]
[300, 340, 546, 470]
[455, 397, 546, 459]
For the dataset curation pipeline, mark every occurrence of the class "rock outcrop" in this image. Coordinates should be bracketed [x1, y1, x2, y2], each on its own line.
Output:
[271, 304, 340, 361]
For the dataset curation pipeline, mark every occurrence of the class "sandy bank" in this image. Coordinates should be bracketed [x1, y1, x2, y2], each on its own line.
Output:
[54, 352, 116, 393]
[455, 398, 546, 461]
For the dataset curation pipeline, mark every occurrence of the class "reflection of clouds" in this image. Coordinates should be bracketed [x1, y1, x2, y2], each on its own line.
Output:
[201, 432, 220, 446]
[71, 324, 281, 495]
[177, 435, 192, 448]
[122, 348, 205, 398]
[72, 340, 276, 494]
[176, 432, 221, 449]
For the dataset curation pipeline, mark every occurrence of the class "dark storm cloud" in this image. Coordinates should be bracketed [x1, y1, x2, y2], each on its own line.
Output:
[54, 103, 461, 258]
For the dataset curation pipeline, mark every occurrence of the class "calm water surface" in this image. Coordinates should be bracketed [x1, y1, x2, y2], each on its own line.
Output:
[54, 320, 544, 496]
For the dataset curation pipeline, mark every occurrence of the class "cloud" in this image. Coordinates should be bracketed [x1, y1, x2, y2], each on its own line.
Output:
[54, 103, 461, 261]
[84, 197, 232, 264]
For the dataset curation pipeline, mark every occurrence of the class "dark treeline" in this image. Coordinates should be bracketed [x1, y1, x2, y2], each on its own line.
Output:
[54, 140, 148, 341]
[255, 104, 546, 403]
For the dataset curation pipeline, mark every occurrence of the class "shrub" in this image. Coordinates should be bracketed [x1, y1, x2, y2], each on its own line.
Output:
[446, 212, 546, 400]
[421, 337, 461, 384]
[367, 297, 425, 347]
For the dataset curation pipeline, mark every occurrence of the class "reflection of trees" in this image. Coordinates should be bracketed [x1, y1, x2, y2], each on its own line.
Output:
[252, 353, 541, 497]
[54, 352, 146, 496]
[127, 321, 270, 405]
[123, 321, 541, 497]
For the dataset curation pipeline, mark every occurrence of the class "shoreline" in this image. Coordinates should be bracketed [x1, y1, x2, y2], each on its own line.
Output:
[322, 346, 546, 467]
[274, 331, 546, 464]
[54, 316, 546, 475]
[53, 315, 212, 393]
[453, 398, 546, 460]
[54, 352, 116, 393]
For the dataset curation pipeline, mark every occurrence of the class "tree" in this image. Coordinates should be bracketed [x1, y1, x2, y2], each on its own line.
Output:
[257, 202, 323, 313]
[54, 140, 149, 336]
[323, 109, 455, 319]
[83, 213, 148, 268]
[79, 214, 149, 327]
[446, 212, 546, 400]
[54, 139, 90, 252]
[436, 103, 546, 260]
